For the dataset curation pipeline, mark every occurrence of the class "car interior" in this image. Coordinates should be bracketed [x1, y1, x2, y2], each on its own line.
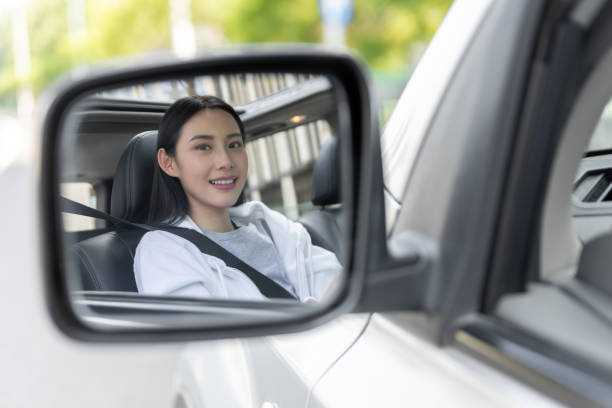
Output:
[494, 41, 612, 368]
[59, 74, 346, 303]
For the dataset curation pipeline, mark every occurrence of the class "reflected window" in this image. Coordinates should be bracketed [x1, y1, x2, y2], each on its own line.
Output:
[61, 182, 96, 231]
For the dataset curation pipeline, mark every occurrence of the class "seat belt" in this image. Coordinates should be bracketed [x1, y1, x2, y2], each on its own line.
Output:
[60, 197, 297, 300]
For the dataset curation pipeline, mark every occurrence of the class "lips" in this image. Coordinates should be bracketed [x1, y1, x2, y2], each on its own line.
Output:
[209, 176, 238, 190]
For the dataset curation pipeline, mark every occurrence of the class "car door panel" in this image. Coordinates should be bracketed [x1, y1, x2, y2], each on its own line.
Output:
[309, 313, 561, 408]
[173, 314, 370, 408]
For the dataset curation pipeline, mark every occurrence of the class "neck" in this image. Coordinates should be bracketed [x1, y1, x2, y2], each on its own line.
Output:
[188, 206, 234, 233]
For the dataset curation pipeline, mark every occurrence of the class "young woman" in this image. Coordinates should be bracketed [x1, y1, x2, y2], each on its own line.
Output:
[134, 95, 341, 301]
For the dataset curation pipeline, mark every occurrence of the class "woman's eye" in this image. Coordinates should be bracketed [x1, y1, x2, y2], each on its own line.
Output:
[229, 141, 243, 149]
[195, 144, 211, 151]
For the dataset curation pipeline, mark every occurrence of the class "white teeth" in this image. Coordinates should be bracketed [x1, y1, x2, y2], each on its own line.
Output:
[211, 178, 235, 185]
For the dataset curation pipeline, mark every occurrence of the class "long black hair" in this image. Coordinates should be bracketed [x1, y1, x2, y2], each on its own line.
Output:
[148, 95, 245, 226]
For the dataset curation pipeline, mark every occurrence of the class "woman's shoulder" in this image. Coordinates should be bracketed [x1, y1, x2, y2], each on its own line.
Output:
[230, 201, 294, 226]
[137, 218, 197, 249]
[230, 201, 309, 245]
[136, 230, 176, 253]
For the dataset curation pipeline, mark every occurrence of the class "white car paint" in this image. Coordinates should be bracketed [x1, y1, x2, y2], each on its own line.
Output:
[173, 315, 371, 407]
[311, 314, 560, 407]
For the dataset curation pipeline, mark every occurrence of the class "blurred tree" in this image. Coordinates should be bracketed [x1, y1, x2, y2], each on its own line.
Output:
[0, 0, 451, 109]
[349, 0, 451, 70]
[192, 0, 451, 70]
[82, 0, 170, 61]
[27, 0, 71, 95]
[192, 0, 321, 43]
[0, 14, 16, 110]
[0, 0, 171, 107]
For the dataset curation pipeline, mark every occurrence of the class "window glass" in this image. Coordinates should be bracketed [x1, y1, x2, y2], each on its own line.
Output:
[97, 73, 319, 107]
[61, 182, 96, 231]
[588, 99, 612, 152]
[572, 98, 612, 245]
[245, 120, 332, 219]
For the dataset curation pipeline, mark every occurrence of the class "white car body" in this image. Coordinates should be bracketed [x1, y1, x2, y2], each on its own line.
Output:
[1, 0, 606, 406]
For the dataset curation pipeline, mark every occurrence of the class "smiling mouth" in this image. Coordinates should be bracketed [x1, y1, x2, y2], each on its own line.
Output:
[209, 177, 237, 185]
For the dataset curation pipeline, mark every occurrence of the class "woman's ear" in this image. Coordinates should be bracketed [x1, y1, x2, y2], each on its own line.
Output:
[157, 148, 179, 177]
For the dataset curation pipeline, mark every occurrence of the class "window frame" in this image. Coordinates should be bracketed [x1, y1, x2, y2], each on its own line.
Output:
[452, 2, 612, 406]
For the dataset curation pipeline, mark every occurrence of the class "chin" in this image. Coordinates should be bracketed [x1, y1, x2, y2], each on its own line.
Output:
[204, 185, 245, 208]
[211, 196, 241, 209]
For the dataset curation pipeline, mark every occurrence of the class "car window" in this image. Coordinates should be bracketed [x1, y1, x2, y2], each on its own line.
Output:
[573, 103, 612, 245]
[486, 35, 612, 406]
[61, 182, 96, 231]
[246, 120, 332, 219]
[98, 73, 319, 107]
[588, 98, 612, 152]
[492, 97, 612, 384]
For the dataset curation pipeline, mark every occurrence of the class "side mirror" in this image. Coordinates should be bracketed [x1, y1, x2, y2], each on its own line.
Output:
[42, 47, 423, 342]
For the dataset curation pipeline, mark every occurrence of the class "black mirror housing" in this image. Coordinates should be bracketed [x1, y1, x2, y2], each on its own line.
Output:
[41, 46, 393, 342]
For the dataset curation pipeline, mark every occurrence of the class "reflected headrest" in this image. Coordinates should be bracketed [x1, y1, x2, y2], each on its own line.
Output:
[311, 137, 340, 206]
[111, 131, 158, 223]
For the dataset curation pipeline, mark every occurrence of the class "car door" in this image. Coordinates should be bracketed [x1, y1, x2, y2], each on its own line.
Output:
[308, 0, 612, 406]
[171, 314, 370, 408]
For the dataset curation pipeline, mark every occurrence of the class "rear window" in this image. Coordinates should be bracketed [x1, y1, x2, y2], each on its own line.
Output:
[246, 120, 333, 219]
[61, 182, 96, 231]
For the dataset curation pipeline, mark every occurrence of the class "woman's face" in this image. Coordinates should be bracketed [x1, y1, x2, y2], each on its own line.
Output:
[163, 108, 248, 214]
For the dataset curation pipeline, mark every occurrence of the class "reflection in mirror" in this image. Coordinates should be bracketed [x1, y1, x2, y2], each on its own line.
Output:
[58, 72, 347, 330]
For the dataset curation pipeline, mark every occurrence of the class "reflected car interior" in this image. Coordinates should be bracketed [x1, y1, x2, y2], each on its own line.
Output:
[59, 75, 346, 328]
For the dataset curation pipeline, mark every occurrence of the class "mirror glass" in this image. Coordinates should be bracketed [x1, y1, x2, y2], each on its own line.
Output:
[57, 71, 348, 330]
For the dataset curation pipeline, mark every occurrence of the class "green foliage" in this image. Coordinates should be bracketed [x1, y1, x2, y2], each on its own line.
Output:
[0, 15, 15, 110]
[83, 0, 170, 60]
[349, 0, 451, 70]
[27, 0, 70, 94]
[222, 0, 321, 43]
[0, 0, 452, 108]
[0, 0, 171, 106]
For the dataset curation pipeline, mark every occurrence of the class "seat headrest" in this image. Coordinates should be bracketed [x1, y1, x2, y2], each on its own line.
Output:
[311, 137, 340, 206]
[111, 131, 158, 223]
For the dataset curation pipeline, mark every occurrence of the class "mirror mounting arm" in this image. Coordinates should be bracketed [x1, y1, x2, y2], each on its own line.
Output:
[355, 231, 439, 312]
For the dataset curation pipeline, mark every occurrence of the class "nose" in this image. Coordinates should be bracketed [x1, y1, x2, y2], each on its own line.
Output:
[214, 146, 234, 170]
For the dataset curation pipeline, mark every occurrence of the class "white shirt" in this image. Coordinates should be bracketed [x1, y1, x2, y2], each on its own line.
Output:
[134, 201, 342, 301]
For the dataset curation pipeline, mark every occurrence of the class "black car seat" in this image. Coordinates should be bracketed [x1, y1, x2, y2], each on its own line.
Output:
[69, 131, 158, 291]
[298, 137, 345, 261]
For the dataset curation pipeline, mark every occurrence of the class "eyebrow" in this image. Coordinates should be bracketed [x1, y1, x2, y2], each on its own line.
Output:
[189, 133, 242, 142]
